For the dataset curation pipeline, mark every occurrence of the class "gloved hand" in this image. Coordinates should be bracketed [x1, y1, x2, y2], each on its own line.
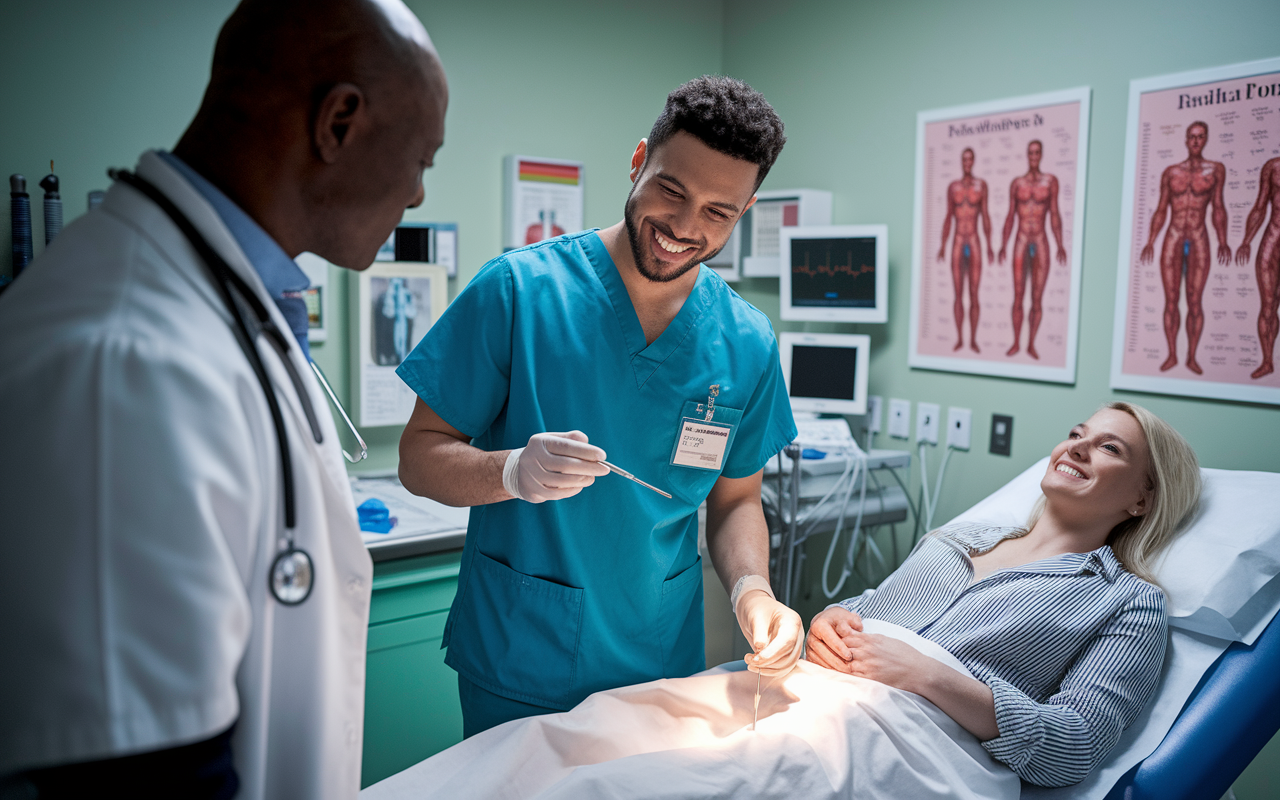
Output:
[502, 431, 611, 504]
[733, 576, 804, 677]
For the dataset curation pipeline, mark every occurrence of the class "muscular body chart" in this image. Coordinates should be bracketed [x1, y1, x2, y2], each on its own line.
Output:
[1114, 58, 1280, 404]
[937, 148, 994, 353]
[1138, 122, 1231, 375]
[912, 89, 1088, 383]
[998, 140, 1067, 360]
[1236, 157, 1280, 380]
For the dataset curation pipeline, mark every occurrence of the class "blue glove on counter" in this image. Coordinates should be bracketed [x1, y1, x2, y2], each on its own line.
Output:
[357, 498, 397, 534]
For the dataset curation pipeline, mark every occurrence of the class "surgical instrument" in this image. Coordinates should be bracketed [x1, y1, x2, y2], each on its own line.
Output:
[600, 460, 672, 499]
[753, 670, 761, 731]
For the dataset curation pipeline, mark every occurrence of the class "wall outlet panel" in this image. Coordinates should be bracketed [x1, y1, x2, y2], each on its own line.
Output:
[947, 407, 972, 450]
[916, 402, 940, 445]
[888, 398, 911, 439]
[990, 413, 1013, 456]
[866, 395, 883, 434]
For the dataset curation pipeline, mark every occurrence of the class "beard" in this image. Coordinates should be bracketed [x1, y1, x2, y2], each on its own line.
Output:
[623, 188, 723, 284]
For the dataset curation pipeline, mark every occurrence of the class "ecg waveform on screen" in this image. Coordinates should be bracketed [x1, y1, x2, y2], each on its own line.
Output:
[792, 252, 875, 278]
[790, 237, 878, 306]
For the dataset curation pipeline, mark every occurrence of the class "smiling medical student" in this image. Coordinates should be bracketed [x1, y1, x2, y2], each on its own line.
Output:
[396, 76, 802, 735]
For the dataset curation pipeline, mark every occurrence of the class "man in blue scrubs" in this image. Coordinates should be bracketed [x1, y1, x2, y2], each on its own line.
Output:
[397, 76, 802, 736]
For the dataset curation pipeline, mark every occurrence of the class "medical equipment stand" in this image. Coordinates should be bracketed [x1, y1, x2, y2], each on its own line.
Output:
[775, 444, 803, 608]
[769, 447, 912, 609]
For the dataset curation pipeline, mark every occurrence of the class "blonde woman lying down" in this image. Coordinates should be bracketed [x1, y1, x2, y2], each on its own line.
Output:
[806, 401, 1201, 787]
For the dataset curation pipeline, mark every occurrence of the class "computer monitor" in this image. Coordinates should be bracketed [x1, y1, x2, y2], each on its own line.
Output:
[779, 224, 888, 323]
[778, 332, 870, 416]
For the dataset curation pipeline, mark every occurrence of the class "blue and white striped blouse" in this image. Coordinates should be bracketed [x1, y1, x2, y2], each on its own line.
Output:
[836, 521, 1166, 788]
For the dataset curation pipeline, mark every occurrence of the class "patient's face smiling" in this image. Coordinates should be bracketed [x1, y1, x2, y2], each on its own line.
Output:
[1042, 409, 1151, 522]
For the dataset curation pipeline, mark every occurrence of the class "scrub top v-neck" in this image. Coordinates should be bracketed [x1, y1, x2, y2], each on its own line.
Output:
[397, 230, 796, 710]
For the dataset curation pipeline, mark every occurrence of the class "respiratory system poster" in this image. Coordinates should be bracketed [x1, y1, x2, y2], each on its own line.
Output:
[910, 88, 1089, 384]
[1112, 58, 1280, 405]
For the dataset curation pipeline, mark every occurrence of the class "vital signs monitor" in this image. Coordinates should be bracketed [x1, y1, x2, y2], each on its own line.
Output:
[779, 225, 888, 323]
[778, 331, 870, 416]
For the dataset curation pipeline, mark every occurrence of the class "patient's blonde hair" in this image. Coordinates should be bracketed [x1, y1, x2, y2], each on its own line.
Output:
[1025, 401, 1201, 585]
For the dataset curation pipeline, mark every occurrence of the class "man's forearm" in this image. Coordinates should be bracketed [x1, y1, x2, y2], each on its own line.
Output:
[705, 494, 770, 596]
[398, 430, 512, 507]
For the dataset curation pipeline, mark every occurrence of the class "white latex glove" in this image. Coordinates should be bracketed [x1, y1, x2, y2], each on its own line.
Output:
[502, 431, 610, 504]
[733, 576, 804, 677]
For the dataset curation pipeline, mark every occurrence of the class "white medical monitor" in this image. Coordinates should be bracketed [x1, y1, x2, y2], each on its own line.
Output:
[779, 225, 888, 323]
[779, 332, 871, 416]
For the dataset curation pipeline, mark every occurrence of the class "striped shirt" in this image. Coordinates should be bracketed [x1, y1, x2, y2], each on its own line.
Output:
[837, 522, 1166, 788]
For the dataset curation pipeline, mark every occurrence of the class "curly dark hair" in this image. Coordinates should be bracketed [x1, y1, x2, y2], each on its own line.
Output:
[647, 75, 786, 191]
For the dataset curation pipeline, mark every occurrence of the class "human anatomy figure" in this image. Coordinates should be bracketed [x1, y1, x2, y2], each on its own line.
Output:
[937, 148, 994, 353]
[381, 277, 418, 363]
[1235, 156, 1280, 379]
[1139, 121, 1231, 375]
[998, 140, 1067, 359]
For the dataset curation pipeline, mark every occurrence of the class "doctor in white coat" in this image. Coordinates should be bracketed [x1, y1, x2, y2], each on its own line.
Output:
[0, 1, 448, 797]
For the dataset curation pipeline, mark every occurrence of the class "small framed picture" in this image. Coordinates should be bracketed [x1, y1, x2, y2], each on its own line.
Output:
[503, 156, 585, 251]
[349, 262, 448, 427]
[294, 252, 329, 343]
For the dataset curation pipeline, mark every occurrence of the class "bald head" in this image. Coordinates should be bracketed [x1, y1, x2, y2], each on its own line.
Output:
[175, 0, 448, 268]
[203, 0, 443, 125]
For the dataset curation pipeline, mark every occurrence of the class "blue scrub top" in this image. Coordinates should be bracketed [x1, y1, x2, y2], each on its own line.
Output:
[397, 230, 796, 709]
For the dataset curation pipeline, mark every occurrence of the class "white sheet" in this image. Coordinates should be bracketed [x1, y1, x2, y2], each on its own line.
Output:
[361, 621, 1019, 800]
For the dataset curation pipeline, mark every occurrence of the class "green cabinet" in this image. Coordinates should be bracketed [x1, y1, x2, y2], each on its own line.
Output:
[362, 549, 464, 788]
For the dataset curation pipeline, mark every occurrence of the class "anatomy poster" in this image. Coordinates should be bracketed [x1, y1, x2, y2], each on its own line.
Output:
[350, 263, 447, 428]
[1111, 57, 1280, 405]
[909, 87, 1090, 384]
[503, 156, 584, 252]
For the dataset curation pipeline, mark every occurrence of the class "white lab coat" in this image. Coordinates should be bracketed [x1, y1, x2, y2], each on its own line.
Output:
[0, 151, 372, 799]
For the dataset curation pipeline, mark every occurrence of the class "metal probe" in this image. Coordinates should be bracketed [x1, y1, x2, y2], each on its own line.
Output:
[600, 460, 672, 498]
[753, 669, 761, 731]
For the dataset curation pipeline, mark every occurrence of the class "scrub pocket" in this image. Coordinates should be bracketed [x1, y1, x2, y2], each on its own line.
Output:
[665, 400, 742, 504]
[448, 551, 584, 707]
[657, 556, 705, 676]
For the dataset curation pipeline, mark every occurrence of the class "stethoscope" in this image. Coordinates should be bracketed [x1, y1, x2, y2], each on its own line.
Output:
[110, 168, 368, 606]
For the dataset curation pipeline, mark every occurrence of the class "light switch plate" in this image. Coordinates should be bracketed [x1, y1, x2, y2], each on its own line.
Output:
[916, 402, 940, 445]
[888, 398, 911, 439]
[990, 413, 1013, 456]
[947, 407, 972, 450]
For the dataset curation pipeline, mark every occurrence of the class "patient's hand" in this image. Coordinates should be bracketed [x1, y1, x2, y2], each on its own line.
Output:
[804, 606, 863, 673]
[841, 632, 934, 694]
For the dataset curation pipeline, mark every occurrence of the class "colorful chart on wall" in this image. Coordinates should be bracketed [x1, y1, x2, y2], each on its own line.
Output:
[503, 156, 585, 252]
[909, 87, 1091, 384]
[1111, 57, 1280, 405]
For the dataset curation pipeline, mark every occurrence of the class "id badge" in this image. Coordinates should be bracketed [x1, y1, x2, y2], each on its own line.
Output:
[671, 418, 732, 470]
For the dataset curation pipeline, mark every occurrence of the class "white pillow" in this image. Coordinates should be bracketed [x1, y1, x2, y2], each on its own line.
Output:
[949, 458, 1280, 644]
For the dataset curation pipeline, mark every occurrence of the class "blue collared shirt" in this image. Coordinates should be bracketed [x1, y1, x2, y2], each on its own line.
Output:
[838, 521, 1167, 788]
[158, 151, 311, 361]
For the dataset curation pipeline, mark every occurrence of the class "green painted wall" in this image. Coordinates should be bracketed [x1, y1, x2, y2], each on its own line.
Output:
[723, 0, 1280, 532]
[720, 1, 1280, 795]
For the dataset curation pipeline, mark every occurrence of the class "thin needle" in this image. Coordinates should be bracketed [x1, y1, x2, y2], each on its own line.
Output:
[600, 460, 672, 498]
[753, 669, 762, 731]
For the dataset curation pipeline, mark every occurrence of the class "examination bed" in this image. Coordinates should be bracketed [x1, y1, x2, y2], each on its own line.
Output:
[362, 461, 1280, 799]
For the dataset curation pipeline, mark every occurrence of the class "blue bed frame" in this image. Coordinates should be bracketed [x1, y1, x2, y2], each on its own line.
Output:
[1103, 612, 1280, 799]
